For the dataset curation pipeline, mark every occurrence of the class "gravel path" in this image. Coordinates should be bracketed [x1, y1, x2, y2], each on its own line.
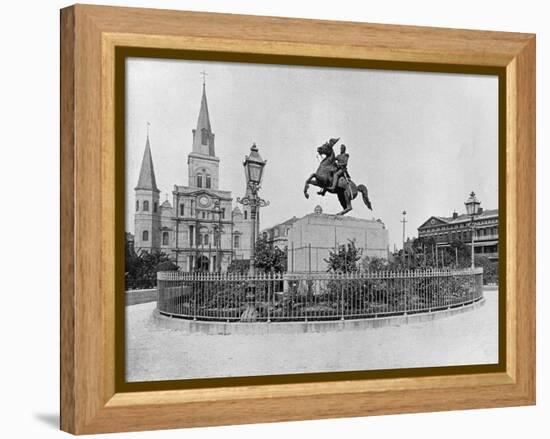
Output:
[126, 288, 498, 382]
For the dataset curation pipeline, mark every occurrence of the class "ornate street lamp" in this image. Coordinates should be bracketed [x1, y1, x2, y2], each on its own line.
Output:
[237, 143, 270, 276]
[237, 143, 270, 322]
[464, 191, 481, 269]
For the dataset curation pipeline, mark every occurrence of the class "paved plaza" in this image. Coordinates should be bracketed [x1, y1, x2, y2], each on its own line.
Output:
[125, 287, 499, 382]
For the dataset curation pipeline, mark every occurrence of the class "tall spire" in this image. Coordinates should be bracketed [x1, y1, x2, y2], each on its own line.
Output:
[192, 76, 215, 156]
[197, 82, 212, 132]
[135, 128, 160, 192]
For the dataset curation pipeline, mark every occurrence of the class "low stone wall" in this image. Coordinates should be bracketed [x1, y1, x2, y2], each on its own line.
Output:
[154, 296, 485, 335]
[126, 288, 157, 306]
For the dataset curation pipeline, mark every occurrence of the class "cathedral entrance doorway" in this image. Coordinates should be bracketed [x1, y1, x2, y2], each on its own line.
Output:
[196, 255, 210, 272]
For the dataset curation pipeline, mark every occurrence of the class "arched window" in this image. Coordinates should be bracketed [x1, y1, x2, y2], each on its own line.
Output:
[205, 175, 211, 189]
[244, 210, 248, 220]
[135, 200, 139, 211]
[142, 230, 149, 241]
[201, 128, 208, 145]
[153, 202, 158, 213]
[162, 231, 169, 246]
[180, 203, 184, 216]
[189, 225, 194, 246]
[234, 235, 240, 248]
[197, 174, 203, 188]
[143, 200, 149, 212]
[204, 234, 209, 245]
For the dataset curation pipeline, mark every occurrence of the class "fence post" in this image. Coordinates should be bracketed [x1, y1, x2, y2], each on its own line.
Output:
[340, 273, 345, 321]
[291, 241, 294, 272]
[404, 269, 409, 315]
[267, 273, 271, 323]
[156, 272, 161, 311]
[193, 272, 197, 320]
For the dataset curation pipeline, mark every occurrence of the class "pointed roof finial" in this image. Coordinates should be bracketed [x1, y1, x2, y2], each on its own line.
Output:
[146, 121, 151, 139]
[200, 70, 207, 87]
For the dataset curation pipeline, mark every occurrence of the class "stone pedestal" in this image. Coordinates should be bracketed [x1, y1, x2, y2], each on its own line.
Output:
[287, 213, 389, 273]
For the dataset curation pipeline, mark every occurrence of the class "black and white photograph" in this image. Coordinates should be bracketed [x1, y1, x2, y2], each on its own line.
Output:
[2, 0, 545, 437]
[124, 57, 499, 383]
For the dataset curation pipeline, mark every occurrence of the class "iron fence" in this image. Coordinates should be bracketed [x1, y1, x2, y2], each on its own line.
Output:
[157, 268, 483, 322]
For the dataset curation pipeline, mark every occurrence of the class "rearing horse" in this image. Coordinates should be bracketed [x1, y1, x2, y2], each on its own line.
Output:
[303, 139, 372, 215]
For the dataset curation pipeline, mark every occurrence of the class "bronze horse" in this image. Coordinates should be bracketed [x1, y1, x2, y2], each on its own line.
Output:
[303, 139, 372, 215]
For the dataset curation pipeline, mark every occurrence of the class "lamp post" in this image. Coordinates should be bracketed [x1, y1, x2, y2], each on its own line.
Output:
[464, 191, 481, 269]
[237, 143, 270, 276]
[212, 200, 223, 272]
[237, 143, 269, 322]
[401, 210, 407, 267]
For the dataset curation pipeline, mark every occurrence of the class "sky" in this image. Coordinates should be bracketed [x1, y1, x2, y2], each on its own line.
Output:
[125, 58, 498, 250]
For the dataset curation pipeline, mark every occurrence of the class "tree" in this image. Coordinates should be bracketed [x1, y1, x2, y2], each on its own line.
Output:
[125, 233, 140, 281]
[394, 237, 471, 269]
[474, 255, 498, 284]
[324, 239, 362, 273]
[227, 259, 250, 274]
[124, 238, 178, 289]
[155, 260, 179, 272]
[448, 239, 471, 268]
[253, 235, 287, 273]
[362, 256, 390, 271]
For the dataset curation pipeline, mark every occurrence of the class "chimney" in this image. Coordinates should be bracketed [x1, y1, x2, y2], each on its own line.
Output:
[452, 211, 458, 219]
[478, 207, 483, 214]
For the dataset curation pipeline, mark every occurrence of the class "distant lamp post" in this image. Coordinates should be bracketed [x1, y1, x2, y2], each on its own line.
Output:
[464, 191, 481, 269]
[237, 143, 269, 322]
[212, 200, 223, 272]
[401, 210, 407, 266]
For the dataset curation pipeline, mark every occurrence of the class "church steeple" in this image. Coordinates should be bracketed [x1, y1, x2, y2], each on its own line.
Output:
[192, 79, 215, 157]
[187, 77, 220, 190]
[134, 125, 161, 253]
[135, 130, 160, 192]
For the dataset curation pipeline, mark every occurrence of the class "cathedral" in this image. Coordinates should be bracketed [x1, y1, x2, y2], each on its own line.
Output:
[133, 81, 253, 272]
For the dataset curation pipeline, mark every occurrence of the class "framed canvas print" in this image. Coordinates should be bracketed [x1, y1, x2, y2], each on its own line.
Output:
[60, 4, 536, 434]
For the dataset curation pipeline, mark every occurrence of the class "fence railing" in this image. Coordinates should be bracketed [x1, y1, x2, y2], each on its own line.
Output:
[156, 268, 484, 323]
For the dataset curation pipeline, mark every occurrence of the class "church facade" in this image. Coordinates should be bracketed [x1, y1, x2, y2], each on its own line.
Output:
[133, 82, 253, 272]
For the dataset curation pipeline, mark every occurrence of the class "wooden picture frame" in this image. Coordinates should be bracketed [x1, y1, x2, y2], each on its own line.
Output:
[60, 4, 535, 434]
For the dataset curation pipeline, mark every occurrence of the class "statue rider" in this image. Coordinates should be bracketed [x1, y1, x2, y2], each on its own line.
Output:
[329, 144, 350, 190]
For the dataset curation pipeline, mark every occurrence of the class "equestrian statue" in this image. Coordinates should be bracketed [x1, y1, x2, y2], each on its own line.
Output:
[303, 138, 372, 216]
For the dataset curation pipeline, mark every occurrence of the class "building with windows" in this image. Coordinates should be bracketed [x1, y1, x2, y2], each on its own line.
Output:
[417, 194, 498, 261]
[133, 82, 253, 271]
[261, 216, 299, 250]
[263, 205, 390, 272]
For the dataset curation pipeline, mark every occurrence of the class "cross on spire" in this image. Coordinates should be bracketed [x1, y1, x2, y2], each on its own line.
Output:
[200, 70, 207, 86]
[146, 121, 151, 139]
